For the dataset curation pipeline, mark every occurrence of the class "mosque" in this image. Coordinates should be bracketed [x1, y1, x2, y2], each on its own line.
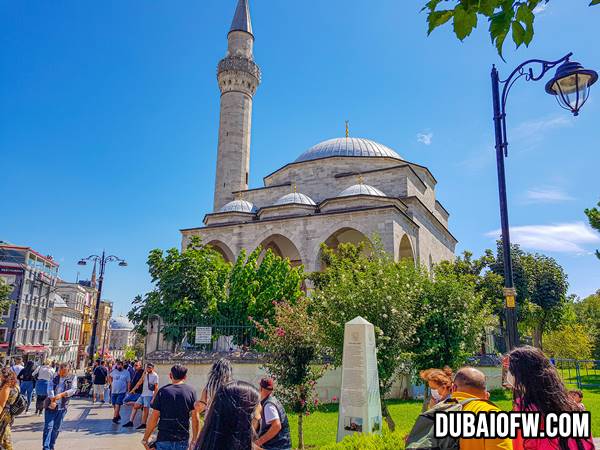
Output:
[180, 0, 457, 272]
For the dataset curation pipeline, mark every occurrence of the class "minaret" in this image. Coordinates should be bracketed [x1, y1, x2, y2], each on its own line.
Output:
[213, 0, 261, 211]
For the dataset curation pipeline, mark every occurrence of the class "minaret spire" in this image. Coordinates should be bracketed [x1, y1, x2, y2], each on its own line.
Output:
[213, 0, 261, 211]
[230, 0, 253, 36]
[90, 259, 97, 289]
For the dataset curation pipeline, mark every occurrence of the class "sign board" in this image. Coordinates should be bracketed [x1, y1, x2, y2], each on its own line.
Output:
[195, 327, 212, 344]
[336, 316, 382, 442]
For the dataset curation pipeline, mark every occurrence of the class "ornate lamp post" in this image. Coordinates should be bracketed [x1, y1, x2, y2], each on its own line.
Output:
[491, 54, 597, 351]
[78, 251, 127, 364]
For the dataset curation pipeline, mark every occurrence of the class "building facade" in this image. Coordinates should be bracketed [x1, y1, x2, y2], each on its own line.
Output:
[0, 242, 59, 360]
[108, 316, 135, 360]
[180, 0, 456, 273]
[48, 293, 82, 363]
[75, 278, 98, 367]
[97, 300, 113, 358]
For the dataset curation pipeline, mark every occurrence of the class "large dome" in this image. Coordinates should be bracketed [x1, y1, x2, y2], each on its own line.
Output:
[295, 137, 402, 163]
[110, 316, 134, 331]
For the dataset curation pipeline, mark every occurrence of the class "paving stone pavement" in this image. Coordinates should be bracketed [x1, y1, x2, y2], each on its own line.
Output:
[12, 398, 148, 450]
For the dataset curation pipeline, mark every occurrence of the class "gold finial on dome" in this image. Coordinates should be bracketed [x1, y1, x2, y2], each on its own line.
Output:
[235, 191, 243, 200]
[345, 120, 349, 138]
[357, 174, 364, 184]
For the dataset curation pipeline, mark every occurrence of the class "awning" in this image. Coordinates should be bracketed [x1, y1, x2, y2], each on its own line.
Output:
[17, 345, 49, 354]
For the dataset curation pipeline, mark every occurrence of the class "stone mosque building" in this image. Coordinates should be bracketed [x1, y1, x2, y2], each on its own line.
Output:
[180, 0, 457, 272]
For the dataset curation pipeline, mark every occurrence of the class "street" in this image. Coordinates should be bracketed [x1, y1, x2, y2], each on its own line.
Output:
[12, 398, 145, 450]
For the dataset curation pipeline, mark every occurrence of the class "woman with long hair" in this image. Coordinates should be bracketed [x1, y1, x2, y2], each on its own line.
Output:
[0, 367, 20, 450]
[16, 360, 35, 412]
[195, 358, 233, 415]
[419, 366, 453, 409]
[195, 381, 262, 450]
[507, 346, 594, 450]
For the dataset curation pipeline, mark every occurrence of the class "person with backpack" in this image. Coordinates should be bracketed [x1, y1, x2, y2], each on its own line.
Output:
[43, 362, 78, 450]
[0, 367, 20, 450]
[507, 346, 595, 450]
[406, 367, 512, 450]
[32, 360, 55, 415]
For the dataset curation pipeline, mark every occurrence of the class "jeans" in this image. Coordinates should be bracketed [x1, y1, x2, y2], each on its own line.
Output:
[43, 408, 68, 450]
[155, 441, 189, 450]
[20, 380, 34, 409]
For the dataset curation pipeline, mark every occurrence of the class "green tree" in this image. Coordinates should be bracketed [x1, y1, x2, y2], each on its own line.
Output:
[311, 242, 427, 431]
[253, 297, 330, 450]
[412, 260, 493, 372]
[424, 0, 600, 57]
[128, 236, 230, 345]
[489, 242, 569, 348]
[0, 278, 12, 323]
[223, 247, 304, 324]
[123, 346, 137, 361]
[544, 324, 593, 360]
[574, 290, 600, 359]
[585, 201, 600, 259]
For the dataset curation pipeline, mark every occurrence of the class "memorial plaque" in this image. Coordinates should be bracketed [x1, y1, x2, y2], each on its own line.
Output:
[337, 316, 382, 442]
[195, 327, 212, 344]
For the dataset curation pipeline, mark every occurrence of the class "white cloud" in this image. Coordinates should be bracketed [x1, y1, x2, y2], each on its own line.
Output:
[417, 132, 433, 146]
[486, 222, 600, 254]
[533, 2, 549, 14]
[513, 115, 572, 141]
[524, 186, 574, 204]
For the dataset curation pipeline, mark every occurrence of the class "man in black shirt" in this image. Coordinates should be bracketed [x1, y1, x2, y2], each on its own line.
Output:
[142, 364, 199, 450]
[92, 360, 108, 403]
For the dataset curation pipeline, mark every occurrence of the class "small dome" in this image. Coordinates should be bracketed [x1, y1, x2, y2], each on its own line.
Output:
[220, 199, 257, 214]
[338, 184, 386, 197]
[110, 316, 134, 331]
[295, 137, 402, 163]
[274, 192, 316, 206]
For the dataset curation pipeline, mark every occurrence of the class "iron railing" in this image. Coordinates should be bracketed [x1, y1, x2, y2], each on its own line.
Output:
[554, 358, 600, 389]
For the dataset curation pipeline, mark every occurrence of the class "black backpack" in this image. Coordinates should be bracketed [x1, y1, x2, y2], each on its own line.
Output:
[406, 398, 487, 450]
[8, 392, 27, 417]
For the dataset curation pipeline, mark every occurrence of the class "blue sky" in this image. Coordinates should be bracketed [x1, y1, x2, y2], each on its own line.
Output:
[1, 0, 599, 316]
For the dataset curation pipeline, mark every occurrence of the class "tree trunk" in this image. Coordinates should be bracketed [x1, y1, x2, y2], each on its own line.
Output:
[421, 386, 430, 412]
[533, 325, 543, 349]
[381, 399, 396, 431]
[298, 413, 304, 450]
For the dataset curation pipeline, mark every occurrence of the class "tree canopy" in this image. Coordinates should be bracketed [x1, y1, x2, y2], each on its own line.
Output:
[424, 0, 599, 57]
[585, 201, 600, 259]
[0, 278, 13, 323]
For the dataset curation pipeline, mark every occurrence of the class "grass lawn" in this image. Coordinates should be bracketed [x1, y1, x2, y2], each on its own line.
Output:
[288, 388, 600, 449]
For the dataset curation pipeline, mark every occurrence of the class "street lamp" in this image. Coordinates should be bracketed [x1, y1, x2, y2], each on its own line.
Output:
[491, 53, 597, 351]
[78, 251, 127, 365]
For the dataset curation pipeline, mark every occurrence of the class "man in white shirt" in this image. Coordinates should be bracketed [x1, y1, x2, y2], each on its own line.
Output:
[122, 362, 159, 430]
[43, 363, 77, 450]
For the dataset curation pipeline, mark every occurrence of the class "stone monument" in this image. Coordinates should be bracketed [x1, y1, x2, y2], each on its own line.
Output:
[336, 316, 382, 442]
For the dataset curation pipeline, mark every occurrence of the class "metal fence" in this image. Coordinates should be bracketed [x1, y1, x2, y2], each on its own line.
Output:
[555, 359, 600, 389]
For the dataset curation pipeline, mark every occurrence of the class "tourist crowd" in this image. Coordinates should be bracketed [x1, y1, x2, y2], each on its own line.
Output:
[0, 346, 593, 450]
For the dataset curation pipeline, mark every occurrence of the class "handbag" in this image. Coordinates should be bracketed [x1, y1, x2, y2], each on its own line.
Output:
[147, 374, 156, 392]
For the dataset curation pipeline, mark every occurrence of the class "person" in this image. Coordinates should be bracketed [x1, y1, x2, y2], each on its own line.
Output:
[195, 358, 232, 416]
[10, 358, 23, 380]
[123, 362, 159, 430]
[255, 378, 292, 450]
[92, 360, 108, 404]
[108, 359, 131, 423]
[419, 366, 453, 409]
[33, 359, 55, 415]
[0, 367, 20, 450]
[450, 367, 512, 450]
[123, 361, 144, 406]
[195, 381, 262, 450]
[16, 360, 36, 412]
[142, 364, 199, 450]
[43, 362, 78, 450]
[507, 346, 594, 450]
[568, 389, 586, 411]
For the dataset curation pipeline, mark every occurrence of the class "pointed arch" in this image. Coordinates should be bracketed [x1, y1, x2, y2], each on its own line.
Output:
[398, 234, 415, 265]
[256, 234, 302, 267]
[206, 240, 235, 263]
